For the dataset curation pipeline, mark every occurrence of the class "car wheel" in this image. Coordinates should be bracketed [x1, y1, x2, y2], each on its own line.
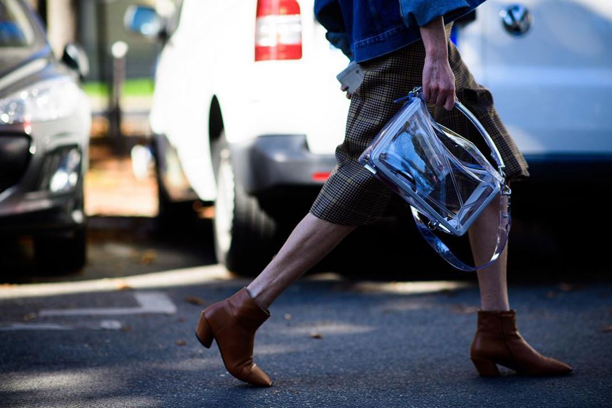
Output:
[34, 181, 87, 275]
[34, 227, 87, 275]
[213, 140, 277, 275]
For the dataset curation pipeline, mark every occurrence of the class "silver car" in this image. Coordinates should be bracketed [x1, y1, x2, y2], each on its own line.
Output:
[0, 0, 91, 273]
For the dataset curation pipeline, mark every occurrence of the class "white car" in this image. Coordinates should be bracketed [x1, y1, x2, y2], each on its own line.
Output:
[126, 0, 612, 275]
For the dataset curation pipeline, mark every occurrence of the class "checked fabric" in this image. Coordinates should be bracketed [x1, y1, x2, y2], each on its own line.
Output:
[310, 31, 529, 226]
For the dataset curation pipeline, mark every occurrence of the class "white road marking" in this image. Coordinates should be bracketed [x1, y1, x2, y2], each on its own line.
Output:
[0, 264, 232, 300]
[0, 323, 72, 331]
[352, 280, 472, 294]
[99, 320, 123, 330]
[0, 320, 123, 331]
[38, 291, 177, 317]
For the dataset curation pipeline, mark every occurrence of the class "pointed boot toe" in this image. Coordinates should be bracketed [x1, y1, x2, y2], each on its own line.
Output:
[244, 364, 273, 387]
[195, 287, 273, 386]
[538, 356, 573, 376]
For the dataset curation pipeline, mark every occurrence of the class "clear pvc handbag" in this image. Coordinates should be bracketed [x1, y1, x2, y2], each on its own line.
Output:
[359, 87, 511, 271]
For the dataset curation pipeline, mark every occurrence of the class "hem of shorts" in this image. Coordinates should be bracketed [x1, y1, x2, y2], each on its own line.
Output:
[507, 170, 530, 183]
[309, 208, 380, 227]
[506, 165, 530, 182]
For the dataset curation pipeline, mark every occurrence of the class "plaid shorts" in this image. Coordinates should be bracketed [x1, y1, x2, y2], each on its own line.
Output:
[310, 35, 530, 226]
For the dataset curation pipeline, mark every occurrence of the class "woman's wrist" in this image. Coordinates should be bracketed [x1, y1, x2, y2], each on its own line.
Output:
[425, 47, 448, 62]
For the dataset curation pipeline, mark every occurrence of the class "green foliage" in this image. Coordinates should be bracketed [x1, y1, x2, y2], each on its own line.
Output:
[83, 78, 155, 97]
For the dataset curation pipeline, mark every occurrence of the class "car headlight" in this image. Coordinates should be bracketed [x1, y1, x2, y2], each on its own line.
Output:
[0, 77, 80, 125]
[38, 146, 82, 193]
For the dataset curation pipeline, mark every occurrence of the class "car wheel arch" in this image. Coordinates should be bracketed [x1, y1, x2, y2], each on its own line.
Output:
[209, 95, 225, 152]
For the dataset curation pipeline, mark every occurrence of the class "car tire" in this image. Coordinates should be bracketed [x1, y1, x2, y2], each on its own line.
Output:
[153, 134, 197, 231]
[34, 181, 87, 275]
[34, 226, 87, 275]
[212, 138, 277, 276]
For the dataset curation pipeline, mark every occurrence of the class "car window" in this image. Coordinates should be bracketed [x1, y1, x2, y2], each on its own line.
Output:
[0, 0, 36, 48]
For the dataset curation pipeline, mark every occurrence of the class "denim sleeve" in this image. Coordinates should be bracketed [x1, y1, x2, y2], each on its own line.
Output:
[314, 0, 353, 59]
[399, 0, 471, 27]
[314, 0, 345, 33]
[325, 32, 353, 59]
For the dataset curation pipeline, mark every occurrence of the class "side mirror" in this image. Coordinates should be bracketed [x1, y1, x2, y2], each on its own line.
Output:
[61, 43, 90, 80]
[124, 5, 164, 40]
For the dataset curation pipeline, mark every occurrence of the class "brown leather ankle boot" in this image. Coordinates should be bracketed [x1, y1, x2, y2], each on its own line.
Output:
[470, 310, 572, 377]
[195, 287, 272, 387]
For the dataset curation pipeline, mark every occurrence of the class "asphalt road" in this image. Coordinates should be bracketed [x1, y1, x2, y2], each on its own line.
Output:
[0, 217, 610, 407]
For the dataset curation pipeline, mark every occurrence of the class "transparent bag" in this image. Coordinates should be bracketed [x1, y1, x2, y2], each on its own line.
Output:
[359, 87, 511, 271]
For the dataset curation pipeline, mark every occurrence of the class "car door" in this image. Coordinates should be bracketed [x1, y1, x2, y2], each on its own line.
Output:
[458, 0, 612, 156]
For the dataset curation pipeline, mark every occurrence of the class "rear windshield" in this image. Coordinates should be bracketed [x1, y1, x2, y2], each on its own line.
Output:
[0, 0, 39, 48]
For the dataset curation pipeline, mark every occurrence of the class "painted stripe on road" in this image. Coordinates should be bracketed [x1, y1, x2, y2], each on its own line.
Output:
[38, 291, 177, 317]
[0, 264, 232, 300]
[0, 323, 72, 331]
[0, 320, 123, 331]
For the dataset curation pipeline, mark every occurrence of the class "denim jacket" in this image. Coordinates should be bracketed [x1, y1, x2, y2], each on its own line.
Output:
[314, 0, 486, 62]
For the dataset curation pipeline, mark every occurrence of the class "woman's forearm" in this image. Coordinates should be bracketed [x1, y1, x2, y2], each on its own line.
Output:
[418, 16, 456, 111]
[419, 16, 449, 60]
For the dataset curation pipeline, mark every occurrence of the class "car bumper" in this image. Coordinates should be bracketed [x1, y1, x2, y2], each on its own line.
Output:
[0, 192, 83, 236]
[230, 134, 337, 195]
[521, 154, 612, 184]
[0, 119, 88, 236]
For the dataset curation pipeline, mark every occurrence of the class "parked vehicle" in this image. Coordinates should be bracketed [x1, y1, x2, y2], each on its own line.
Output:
[457, 1, 612, 169]
[126, 0, 612, 275]
[0, 0, 91, 273]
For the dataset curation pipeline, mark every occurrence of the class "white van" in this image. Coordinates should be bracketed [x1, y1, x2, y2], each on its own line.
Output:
[126, 0, 612, 274]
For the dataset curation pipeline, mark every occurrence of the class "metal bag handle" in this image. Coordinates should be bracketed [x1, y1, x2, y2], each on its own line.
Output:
[397, 87, 506, 177]
[454, 99, 506, 176]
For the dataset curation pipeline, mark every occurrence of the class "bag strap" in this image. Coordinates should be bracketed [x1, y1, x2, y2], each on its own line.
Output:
[411, 187, 511, 272]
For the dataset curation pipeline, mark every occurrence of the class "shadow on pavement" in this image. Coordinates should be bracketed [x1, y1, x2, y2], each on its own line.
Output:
[0, 215, 216, 284]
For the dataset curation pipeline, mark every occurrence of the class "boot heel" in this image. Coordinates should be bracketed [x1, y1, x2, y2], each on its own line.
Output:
[471, 358, 501, 377]
[195, 313, 214, 349]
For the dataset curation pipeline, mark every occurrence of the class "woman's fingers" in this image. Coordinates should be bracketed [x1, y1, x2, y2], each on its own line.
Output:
[340, 84, 352, 99]
[426, 87, 456, 111]
[435, 89, 447, 108]
[444, 92, 456, 111]
[428, 86, 456, 110]
[426, 85, 439, 106]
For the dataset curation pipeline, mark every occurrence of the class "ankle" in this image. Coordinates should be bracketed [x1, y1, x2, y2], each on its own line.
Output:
[246, 286, 271, 312]
[480, 303, 510, 312]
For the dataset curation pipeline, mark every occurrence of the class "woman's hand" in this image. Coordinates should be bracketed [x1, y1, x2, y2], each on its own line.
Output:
[340, 84, 353, 99]
[422, 53, 456, 111]
[419, 17, 456, 111]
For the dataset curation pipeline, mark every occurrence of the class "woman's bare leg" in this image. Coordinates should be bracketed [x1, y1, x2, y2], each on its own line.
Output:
[468, 193, 572, 376]
[247, 213, 356, 310]
[469, 195, 510, 311]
